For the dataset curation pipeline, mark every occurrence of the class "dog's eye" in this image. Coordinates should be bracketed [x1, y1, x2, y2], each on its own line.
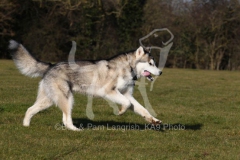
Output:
[149, 62, 153, 66]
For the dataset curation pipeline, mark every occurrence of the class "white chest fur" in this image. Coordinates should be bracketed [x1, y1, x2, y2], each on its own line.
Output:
[116, 76, 133, 91]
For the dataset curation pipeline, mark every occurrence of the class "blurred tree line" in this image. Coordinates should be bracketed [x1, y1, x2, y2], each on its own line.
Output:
[0, 0, 240, 70]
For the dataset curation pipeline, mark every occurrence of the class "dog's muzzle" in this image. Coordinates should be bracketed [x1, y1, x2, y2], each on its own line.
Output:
[145, 71, 162, 81]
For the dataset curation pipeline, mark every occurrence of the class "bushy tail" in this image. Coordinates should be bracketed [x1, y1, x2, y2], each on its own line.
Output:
[8, 40, 52, 77]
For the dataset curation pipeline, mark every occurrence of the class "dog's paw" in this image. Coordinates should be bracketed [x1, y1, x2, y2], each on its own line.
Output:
[118, 107, 128, 115]
[151, 118, 162, 125]
[118, 110, 125, 115]
[23, 120, 30, 127]
[144, 116, 162, 125]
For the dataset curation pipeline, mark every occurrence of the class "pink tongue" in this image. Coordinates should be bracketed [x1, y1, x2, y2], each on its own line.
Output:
[142, 71, 151, 77]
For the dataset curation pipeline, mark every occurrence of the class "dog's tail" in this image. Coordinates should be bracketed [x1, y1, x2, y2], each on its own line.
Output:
[8, 40, 52, 77]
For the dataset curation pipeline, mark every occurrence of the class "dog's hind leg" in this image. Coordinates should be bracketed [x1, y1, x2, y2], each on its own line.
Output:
[23, 85, 53, 127]
[56, 92, 80, 131]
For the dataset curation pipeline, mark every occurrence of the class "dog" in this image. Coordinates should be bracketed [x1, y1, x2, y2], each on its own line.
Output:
[9, 40, 162, 131]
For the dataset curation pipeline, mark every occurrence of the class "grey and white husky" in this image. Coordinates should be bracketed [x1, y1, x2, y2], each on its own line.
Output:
[9, 40, 162, 131]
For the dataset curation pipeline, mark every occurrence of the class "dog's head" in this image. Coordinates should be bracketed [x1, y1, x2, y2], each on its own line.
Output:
[135, 48, 162, 81]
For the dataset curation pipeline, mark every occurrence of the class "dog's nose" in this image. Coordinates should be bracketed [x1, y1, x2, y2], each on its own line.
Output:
[159, 71, 162, 76]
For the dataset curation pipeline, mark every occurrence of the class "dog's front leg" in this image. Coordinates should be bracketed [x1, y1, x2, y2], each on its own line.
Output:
[105, 90, 131, 114]
[125, 95, 161, 124]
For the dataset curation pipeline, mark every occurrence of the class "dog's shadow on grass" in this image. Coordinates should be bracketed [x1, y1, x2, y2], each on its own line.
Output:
[72, 118, 203, 132]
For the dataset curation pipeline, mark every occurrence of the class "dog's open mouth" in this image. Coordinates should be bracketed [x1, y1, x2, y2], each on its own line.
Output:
[142, 70, 154, 81]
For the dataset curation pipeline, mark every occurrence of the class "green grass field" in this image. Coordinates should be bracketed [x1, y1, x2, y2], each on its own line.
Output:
[0, 60, 240, 159]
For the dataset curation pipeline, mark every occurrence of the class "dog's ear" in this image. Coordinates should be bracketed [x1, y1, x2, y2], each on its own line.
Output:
[135, 46, 144, 59]
[144, 47, 151, 54]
